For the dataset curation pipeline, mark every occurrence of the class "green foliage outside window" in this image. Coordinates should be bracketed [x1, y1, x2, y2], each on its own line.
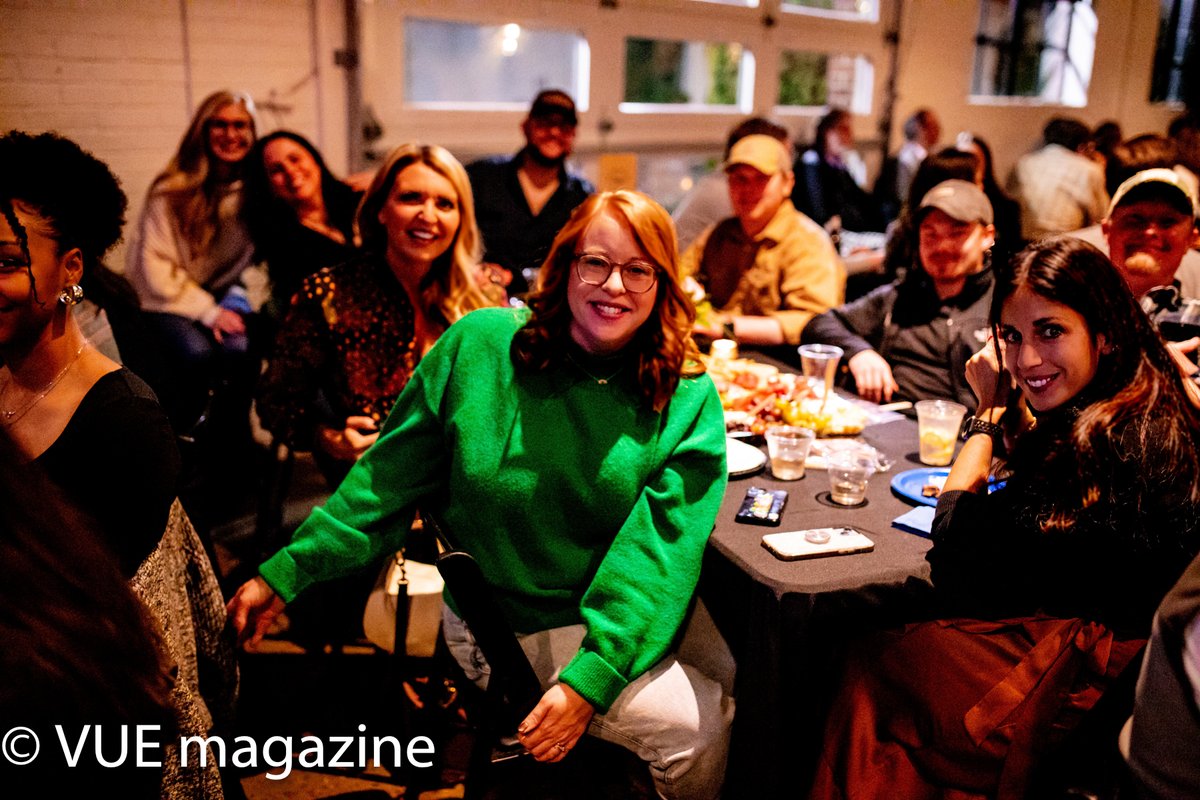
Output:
[706, 44, 740, 105]
[778, 51, 828, 106]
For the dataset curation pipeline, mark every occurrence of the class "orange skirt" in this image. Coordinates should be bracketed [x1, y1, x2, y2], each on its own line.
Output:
[808, 616, 1144, 800]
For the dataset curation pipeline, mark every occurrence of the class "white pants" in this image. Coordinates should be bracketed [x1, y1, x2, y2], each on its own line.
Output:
[442, 601, 736, 800]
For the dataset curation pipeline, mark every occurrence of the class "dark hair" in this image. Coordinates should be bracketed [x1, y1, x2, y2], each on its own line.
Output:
[0, 130, 127, 283]
[1043, 117, 1091, 151]
[814, 107, 851, 157]
[0, 439, 174, 733]
[1105, 134, 1180, 195]
[991, 237, 1200, 531]
[1092, 121, 1123, 154]
[724, 117, 789, 160]
[906, 148, 978, 209]
[511, 190, 703, 412]
[1168, 112, 1200, 138]
[903, 109, 935, 142]
[242, 130, 360, 253]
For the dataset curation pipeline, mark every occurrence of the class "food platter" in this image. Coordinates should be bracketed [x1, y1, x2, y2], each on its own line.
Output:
[706, 355, 867, 437]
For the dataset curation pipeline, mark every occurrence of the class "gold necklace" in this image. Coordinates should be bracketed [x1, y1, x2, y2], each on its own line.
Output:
[567, 351, 625, 385]
[0, 342, 89, 426]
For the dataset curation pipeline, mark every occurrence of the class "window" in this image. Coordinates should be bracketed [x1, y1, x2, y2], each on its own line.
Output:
[971, 0, 1097, 107]
[691, 0, 759, 7]
[777, 51, 874, 113]
[622, 38, 752, 111]
[1150, 0, 1196, 103]
[404, 19, 588, 108]
[782, 0, 878, 22]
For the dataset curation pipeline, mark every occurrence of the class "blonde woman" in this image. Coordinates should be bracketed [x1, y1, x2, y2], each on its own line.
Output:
[127, 89, 258, 426]
[256, 143, 491, 484]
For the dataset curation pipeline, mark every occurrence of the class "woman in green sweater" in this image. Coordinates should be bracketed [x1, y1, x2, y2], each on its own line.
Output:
[228, 190, 733, 798]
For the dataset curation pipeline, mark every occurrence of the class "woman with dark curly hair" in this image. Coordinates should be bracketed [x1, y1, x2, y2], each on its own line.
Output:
[232, 190, 735, 799]
[0, 130, 180, 575]
[242, 130, 362, 314]
[811, 237, 1200, 800]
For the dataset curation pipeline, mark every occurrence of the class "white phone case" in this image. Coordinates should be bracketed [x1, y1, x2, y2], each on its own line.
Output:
[761, 527, 875, 561]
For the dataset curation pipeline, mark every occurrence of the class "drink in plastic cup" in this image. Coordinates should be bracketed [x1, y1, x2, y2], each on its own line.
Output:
[797, 344, 844, 401]
[827, 446, 876, 505]
[764, 425, 816, 480]
[710, 338, 738, 361]
[914, 399, 967, 466]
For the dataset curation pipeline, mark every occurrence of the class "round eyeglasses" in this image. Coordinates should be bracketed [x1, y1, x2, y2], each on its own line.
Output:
[573, 253, 659, 294]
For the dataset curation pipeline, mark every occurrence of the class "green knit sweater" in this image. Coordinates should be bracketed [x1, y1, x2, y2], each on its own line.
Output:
[259, 307, 728, 711]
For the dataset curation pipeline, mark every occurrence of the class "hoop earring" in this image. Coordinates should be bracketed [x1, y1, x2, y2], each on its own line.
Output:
[58, 284, 84, 307]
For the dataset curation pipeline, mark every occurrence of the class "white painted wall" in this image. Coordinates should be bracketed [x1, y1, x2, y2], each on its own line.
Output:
[889, 0, 1185, 186]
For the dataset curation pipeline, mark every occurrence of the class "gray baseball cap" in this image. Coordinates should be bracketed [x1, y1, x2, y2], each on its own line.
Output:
[917, 179, 994, 225]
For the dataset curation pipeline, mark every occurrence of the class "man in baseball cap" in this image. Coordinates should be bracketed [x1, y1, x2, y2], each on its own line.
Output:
[681, 134, 844, 347]
[466, 89, 593, 296]
[1102, 167, 1200, 301]
[803, 179, 995, 406]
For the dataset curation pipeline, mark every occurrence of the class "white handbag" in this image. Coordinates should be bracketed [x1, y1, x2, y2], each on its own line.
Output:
[362, 551, 445, 657]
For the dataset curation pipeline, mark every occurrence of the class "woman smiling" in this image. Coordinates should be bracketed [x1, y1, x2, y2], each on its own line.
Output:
[812, 237, 1200, 800]
[256, 143, 488, 484]
[233, 190, 734, 799]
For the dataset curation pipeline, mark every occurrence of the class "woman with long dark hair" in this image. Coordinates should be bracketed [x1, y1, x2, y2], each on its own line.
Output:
[811, 237, 1200, 800]
[232, 190, 734, 799]
[242, 130, 362, 314]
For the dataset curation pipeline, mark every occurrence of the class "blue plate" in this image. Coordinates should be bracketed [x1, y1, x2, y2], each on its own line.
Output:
[890, 468, 1004, 507]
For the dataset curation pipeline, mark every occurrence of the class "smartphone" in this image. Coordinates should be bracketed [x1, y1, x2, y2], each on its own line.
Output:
[735, 487, 787, 527]
[761, 527, 874, 560]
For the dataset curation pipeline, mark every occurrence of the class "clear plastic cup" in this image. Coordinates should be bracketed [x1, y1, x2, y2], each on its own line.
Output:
[764, 426, 816, 480]
[914, 399, 967, 466]
[827, 446, 876, 505]
[797, 344, 844, 402]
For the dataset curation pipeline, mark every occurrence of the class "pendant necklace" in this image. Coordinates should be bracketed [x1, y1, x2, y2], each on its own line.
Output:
[567, 351, 625, 386]
[0, 341, 89, 426]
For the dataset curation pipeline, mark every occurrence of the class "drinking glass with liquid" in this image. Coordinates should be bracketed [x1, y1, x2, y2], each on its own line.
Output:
[827, 447, 876, 506]
[765, 426, 816, 480]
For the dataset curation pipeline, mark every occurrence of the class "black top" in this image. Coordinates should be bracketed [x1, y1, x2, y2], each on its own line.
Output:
[792, 149, 884, 233]
[36, 369, 181, 577]
[801, 268, 993, 409]
[467, 150, 593, 295]
[252, 185, 363, 311]
[928, 409, 1200, 637]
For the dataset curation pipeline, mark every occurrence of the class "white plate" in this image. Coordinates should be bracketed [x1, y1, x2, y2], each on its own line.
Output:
[727, 437, 767, 477]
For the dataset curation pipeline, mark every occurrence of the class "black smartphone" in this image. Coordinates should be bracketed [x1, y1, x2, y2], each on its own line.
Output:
[735, 486, 788, 527]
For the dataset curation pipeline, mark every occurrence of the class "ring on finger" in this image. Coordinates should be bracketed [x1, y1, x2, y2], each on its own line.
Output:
[554, 741, 567, 753]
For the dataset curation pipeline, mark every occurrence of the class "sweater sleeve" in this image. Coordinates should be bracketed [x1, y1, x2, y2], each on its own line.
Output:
[127, 193, 220, 324]
[558, 377, 729, 712]
[928, 487, 1041, 620]
[257, 327, 458, 601]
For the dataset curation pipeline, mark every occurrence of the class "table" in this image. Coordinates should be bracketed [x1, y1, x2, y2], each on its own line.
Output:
[700, 415, 940, 796]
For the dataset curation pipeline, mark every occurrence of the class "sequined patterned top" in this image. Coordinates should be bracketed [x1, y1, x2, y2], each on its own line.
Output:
[257, 253, 420, 449]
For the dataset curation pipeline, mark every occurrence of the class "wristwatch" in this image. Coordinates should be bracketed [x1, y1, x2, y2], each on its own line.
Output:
[961, 415, 1004, 442]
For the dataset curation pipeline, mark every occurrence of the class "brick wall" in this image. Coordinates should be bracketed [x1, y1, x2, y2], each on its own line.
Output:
[0, 0, 339, 269]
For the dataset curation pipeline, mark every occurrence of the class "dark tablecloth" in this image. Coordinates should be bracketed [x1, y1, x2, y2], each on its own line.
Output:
[701, 417, 940, 797]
